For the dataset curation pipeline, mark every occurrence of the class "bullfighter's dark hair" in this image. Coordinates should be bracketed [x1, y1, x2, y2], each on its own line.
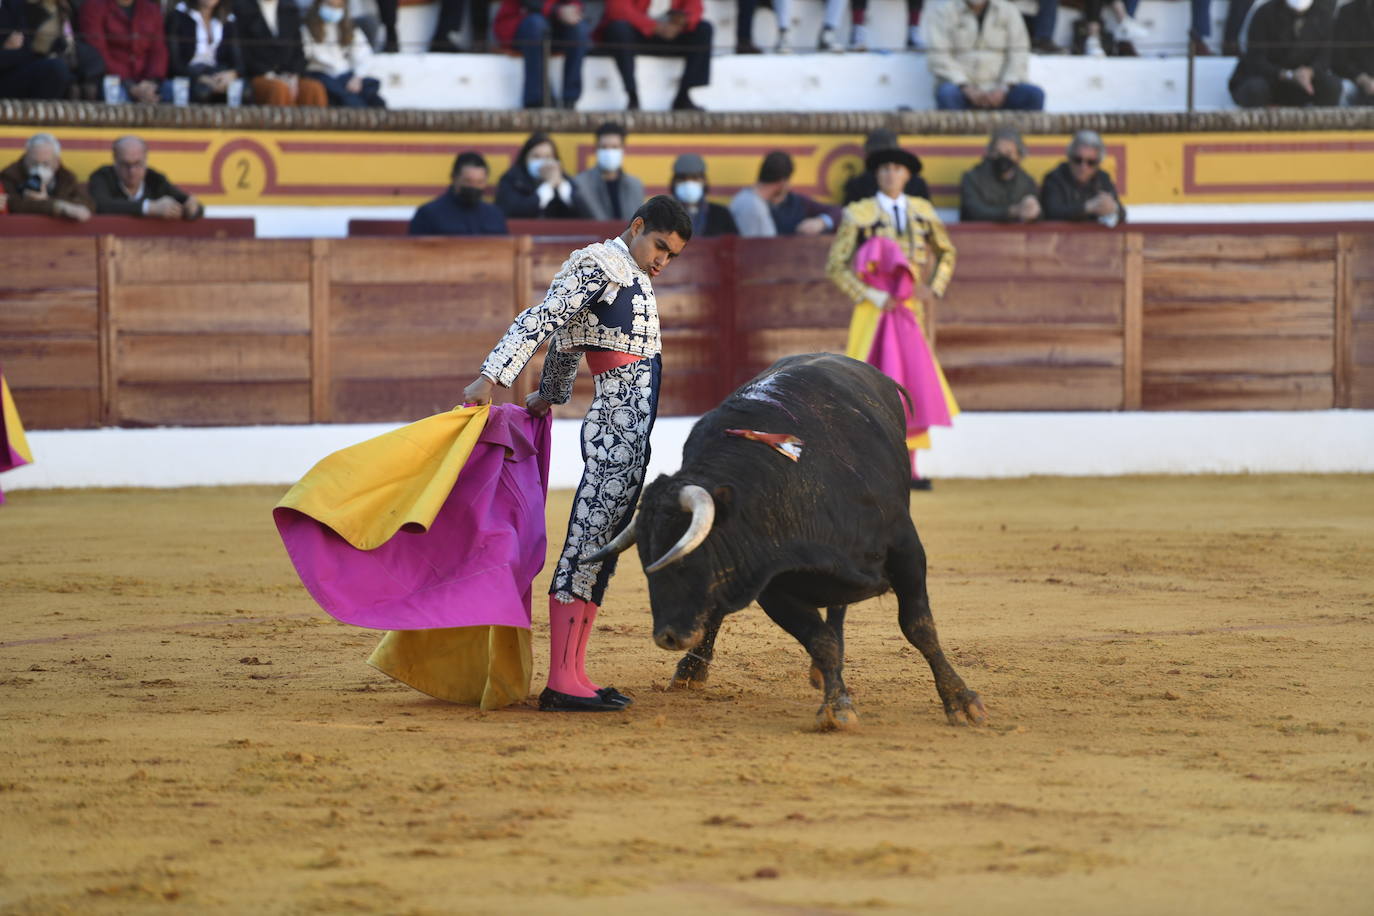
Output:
[632, 195, 693, 241]
[450, 151, 488, 177]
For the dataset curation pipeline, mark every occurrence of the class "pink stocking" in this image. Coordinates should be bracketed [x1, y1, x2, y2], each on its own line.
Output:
[573, 602, 602, 694]
[546, 596, 595, 697]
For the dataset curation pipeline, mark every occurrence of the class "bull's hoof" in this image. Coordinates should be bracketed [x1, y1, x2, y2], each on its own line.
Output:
[808, 665, 823, 690]
[668, 674, 709, 690]
[944, 689, 988, 726]
[670, 655, 710, 690]
[814, 696, 860, 731]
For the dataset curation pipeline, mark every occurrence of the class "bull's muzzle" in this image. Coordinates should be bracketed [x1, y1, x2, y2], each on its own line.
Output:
[654, 627, 704, 652]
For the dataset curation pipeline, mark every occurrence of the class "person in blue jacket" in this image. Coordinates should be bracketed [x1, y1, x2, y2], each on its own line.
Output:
[409, 151, 509, 236]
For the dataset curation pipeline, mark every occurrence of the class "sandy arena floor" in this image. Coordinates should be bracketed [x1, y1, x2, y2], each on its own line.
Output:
[1, 476, 1372, 915]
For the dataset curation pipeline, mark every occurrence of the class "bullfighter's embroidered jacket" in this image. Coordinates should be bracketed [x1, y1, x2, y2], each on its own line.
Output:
[826, 195, 957, 305]
[480, 237, 659, 404]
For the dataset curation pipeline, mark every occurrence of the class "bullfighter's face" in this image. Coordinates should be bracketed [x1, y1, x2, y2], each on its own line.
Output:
[625, 218, 688, 279]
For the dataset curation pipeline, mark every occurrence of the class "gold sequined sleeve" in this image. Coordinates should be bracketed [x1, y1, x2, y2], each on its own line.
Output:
[825, 205, 870, 305]
[916, 199, 957, 297]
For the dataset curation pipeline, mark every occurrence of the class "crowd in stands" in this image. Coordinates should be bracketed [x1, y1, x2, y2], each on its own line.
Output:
[1, 131, 202, 219]
[4, 0, 1373, 109]
[403, 122, 1126, 237]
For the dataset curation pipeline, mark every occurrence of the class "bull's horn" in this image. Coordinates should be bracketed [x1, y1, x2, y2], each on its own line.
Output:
[582, 520, 637, 564]
[645, 485, 715, 574]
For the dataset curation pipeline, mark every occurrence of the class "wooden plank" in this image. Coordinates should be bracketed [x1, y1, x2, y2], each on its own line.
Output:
[113, 239, 311, 284]
[1353, 321, 1374, 366]
[943, 366, 1124, 411]
[1142, 298, 1334, 337]
[1142, 234, 1336, 263]
[331, 333, 496, 380]
[1334, 234, 1353, 409]
[117, 381, 311, 426]
[732, 281, 852, 331]
[4, 387, 101, 430]
[1123, 232, 1143, 411]
[1142, 262, 1334, 301]
[1143, 335, 1333, 375]
[1353, 278, 1374, 322]
[329, 283, 518, 335]
[116, 334, 311, 384]
[511, 235, 534, 401]
[937, 326, 1123, 369]
[1348, 235, 1374, 285]
[111, 283, 310, 333]
[1142, 374, 1333, 411]
[99, 236, 116, 426]
[941, 279, 1124, 325]
[0, 289, 99, 335]
[331, 377, 509, 424]
[0, 340, 100, 387]
[310, 239, 331, 424]
[329, 237, 518, 285]
[744, 328, 848, 370]
[733, 236, 836, 283]
[1350, 366, 1374, 409]
[945, 232, 1124, 280]
[0, 238, 98, 288]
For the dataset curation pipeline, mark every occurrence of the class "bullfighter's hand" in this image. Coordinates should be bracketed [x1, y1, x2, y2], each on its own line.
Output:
[461, 375, 495, 406]
[524, 391, 553, 417]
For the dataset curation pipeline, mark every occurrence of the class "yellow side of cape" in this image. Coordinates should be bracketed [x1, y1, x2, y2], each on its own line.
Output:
[2, 373, 33, 465]
[367, 627, 533, 711]
[274, 404, 489, 551]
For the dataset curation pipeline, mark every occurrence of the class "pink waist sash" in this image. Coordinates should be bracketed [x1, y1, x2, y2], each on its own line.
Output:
[584, 350, 644, 374]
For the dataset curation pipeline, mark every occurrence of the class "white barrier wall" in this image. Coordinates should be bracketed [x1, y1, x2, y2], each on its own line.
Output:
[5, 412, 1372, 493]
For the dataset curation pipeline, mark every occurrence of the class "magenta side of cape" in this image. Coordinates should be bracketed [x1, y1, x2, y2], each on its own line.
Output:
[272, 406, 554, 631]
[1, 367, 31, 505]
[867, 307, 953, 438]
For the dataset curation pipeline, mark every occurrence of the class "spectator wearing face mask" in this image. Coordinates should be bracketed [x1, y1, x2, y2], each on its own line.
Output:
[495, 131, 585, 219]
[0, 132, 93, 222]
[302, 0, 384, 107]
[959, 126, 1040, 223]
[410, 151, 508, 236]
[669, 153, 736, 237]
[1228, 0, 1341, 107]
[571, 122, 644, 222]
[730, 150, 839, 238]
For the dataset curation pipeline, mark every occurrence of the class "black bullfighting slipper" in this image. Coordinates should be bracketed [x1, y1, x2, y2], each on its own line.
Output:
[597, 687, 633, 707]
[538, 687, 623, 712]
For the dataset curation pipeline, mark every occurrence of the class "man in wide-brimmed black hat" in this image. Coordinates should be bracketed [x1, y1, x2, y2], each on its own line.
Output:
[841, 130, 931, 205]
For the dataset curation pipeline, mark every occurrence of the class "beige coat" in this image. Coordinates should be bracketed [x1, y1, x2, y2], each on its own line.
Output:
[926, 0, 1031, 91]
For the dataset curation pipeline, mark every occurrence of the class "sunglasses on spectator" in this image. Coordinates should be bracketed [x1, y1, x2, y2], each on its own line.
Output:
[1071, 155, 1101, 167]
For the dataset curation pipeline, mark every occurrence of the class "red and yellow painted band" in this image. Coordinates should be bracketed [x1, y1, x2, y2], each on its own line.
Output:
[2, 126, 1371, 208]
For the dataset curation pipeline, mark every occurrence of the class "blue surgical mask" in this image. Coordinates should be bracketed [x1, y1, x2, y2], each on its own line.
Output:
[674, 180, 704, 205]
[596, 147, 623, 173]
[318, 4, 344, 23]
[527, 157, 551, 180]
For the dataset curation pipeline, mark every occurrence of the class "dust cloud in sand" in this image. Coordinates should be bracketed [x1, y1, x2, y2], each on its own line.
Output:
[1, 476, 1371, 914]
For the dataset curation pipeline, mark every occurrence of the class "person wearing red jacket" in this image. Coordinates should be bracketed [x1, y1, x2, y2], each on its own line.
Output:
[493, 0, 589, 108]
[597, 0, 712, 111]
[78, 0, 168, 103]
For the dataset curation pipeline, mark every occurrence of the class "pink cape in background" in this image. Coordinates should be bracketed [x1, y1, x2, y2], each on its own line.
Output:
[1, 364, 35, 505]
[272, 404, 552, 632]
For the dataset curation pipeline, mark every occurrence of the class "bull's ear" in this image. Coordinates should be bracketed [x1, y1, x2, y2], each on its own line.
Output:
[711, 485, 733, 523]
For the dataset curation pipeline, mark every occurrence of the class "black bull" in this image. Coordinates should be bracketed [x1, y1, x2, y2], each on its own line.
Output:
[594, 353, 987, 728]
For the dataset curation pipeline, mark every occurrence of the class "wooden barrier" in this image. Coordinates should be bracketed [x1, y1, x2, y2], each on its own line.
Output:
[0, 215, 256, 238]
[2, 226, 1371, 430]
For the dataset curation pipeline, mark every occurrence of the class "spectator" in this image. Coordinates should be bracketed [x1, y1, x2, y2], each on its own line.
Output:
[78, 0, 168, 103]
[927, 0, 1045, 110]
[1077, 0, 1149, 56]
[1040, 130, 1125, 226]
[598, 0, 712, 111]
[0, 132, 93, 222]
[3, 0, 74, 99]
[409, 151, 508, 235]
[235, 0, 327, 105]
[495, 131, 584, 219]
[302, 0, 384, 107]
[368, 0, 477, 52]
[814, 0, 846, 50]
[1026, 0, 1064, 54]
[89, 135, 204, 220]
[19, 0, 105, 99]
[730, 150, 840, 238]
[842, 129, 930, 205]
[571, 122, 644, 222]
[1229, 0, 1340, 107]
[165, 0, 244, 104]
[735, 0, 778, 52]
[1334, 0, 1374, 105]
[959, 126, 1040, 223]
[847, 0, 924, 51]
[669, 152, 737, 237]
[493, 0, 589, 110]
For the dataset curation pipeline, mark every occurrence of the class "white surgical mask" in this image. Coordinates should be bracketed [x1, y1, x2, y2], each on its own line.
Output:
[1285, 0, 1313, 11]
[30, 164, 55, 184]
[318, 5, 344, 23]
[596, 147, 623, 173]
[674, 180, 704, 204]
[527, 157, 551, 180]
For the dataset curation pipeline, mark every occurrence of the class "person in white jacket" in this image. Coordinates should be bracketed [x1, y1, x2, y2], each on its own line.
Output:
[301, 0, 385, 107]
[926, 0, 1045, 110]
